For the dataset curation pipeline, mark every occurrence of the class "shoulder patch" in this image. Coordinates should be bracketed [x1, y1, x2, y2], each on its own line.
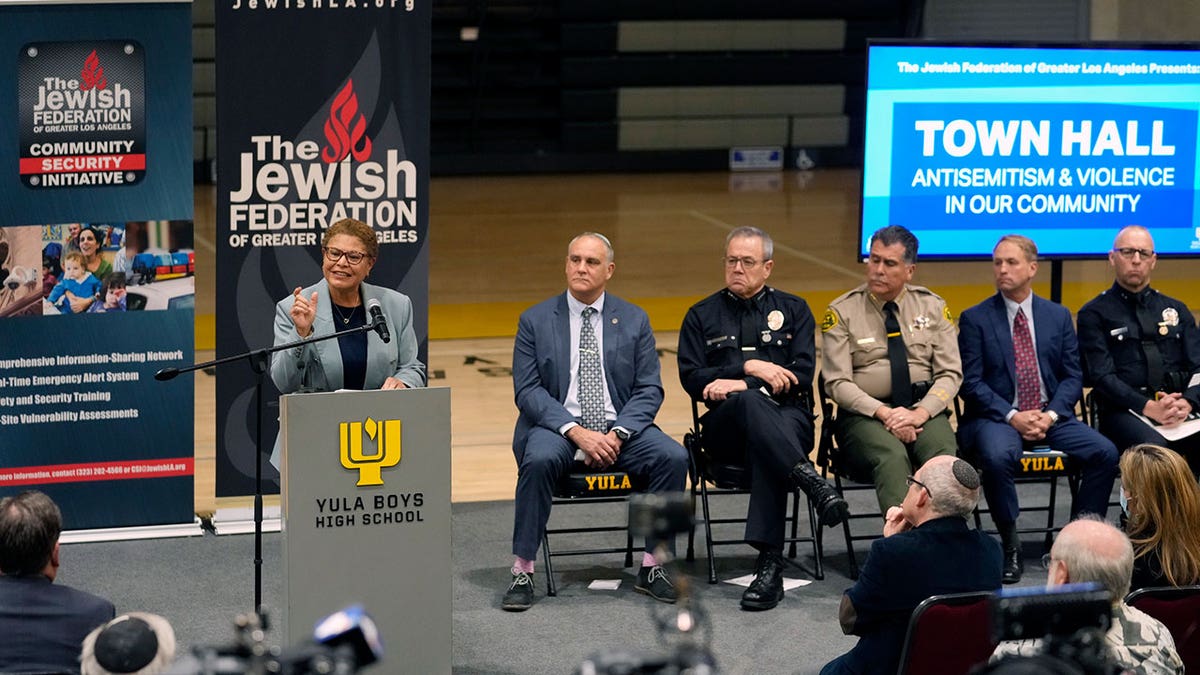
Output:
[821, 308, 840, 333]
[943, 306, 954, 323]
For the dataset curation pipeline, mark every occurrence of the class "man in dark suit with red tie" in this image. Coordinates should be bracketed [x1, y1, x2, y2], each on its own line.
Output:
[957, 234, 1119, 584]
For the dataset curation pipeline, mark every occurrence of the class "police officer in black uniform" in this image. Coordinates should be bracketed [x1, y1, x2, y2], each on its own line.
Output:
[678, 226, 848, 611]
[1078, 226, 1200, 473]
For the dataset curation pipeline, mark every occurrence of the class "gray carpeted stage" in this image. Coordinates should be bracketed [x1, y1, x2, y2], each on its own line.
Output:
[60, 482, 1078, 674]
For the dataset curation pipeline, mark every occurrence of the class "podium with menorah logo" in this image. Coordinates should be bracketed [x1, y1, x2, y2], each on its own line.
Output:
[280, 387, 451, 673]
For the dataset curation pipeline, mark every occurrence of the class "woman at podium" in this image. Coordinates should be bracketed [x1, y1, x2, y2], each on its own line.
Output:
[268, 217, 425, 466]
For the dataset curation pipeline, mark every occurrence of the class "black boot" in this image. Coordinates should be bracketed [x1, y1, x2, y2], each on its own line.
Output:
[741, 549, 785, 611]
[997, 521, 1024, 584]
[790, 462, 849, 528]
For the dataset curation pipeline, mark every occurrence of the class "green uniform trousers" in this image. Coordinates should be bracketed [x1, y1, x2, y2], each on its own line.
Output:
[835, 411, 957, 512]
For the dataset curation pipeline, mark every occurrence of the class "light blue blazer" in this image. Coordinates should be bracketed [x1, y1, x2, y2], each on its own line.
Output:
[269, 279, 425, 467]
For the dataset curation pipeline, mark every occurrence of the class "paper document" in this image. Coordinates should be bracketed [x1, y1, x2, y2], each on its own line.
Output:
[724, 574, 812, 591]
[1130, 409, 1200, 442]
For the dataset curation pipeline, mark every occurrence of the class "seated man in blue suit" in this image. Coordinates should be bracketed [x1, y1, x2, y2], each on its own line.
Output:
[0, 491, 115, 674]
[957, 234, 1119, 584]
[821, 456, 1002, 675]
[501, 232, 689, 611]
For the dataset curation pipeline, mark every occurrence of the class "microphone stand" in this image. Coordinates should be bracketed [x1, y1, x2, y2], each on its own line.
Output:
[155, 316, 388, 615]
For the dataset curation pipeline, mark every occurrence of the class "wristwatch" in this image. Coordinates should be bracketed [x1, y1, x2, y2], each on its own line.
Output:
[1045, 410, 1060, 425]
[613, 427, 631, 442]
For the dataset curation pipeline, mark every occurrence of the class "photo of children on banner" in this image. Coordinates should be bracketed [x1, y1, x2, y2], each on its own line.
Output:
[88, 272, 128, 313]
[47, 251, 102, 314]
[42, 254, 58, 297]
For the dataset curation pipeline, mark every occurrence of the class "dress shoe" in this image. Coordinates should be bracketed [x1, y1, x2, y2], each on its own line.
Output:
[1002, 547, 1024, 584]
[501, 571, 534, 611]
[635, 565, 677, 604]
[741, 550, 785, 611]
[790, 462, 850, 527]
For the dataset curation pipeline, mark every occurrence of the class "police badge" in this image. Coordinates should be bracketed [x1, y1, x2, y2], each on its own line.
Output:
[1162, 307, 1179, 327]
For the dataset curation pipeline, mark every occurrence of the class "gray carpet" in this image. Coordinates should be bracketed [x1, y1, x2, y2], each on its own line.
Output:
[58, 481, 1084, 674]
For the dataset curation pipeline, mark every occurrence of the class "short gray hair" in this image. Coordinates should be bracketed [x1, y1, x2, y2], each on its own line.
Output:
[568, 232, 614, 263]
[726, 226, 774, 261]
[921, 458, 980, 519]
[1052, 515, 1133, 604]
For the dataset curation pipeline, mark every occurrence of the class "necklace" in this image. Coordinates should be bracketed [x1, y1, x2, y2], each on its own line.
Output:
[332, 303, 360, 325]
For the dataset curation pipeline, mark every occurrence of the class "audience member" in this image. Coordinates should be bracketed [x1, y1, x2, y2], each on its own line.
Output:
[820, 456, 1002, 675]
[992, 516, 1184, 674]
[1120, 443, 1200, 590]
[502, 232, 688, 611]
[81, 613, 176, 675]
[822, 225, 962, 514]
[0, 490, 116, 674]
[677, 226, 847, 611]
[957, 234, 1119, 583]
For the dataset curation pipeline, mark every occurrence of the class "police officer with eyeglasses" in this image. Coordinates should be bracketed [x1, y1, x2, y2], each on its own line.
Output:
[1078, 225, 1200, 474]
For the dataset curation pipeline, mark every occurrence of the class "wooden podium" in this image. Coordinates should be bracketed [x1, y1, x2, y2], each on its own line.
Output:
[280, 387, 451, 673]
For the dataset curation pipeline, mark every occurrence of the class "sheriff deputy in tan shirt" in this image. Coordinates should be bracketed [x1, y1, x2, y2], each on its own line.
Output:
[821, 225, 962, 512]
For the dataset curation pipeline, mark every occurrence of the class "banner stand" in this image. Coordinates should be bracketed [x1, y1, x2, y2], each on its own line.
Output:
[61, 519, 204, 545]
[211, 505, 281, 536]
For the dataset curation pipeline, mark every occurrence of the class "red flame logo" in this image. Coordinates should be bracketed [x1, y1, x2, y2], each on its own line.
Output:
[80, 49, 107, 91]
[321, 79, 372, 163]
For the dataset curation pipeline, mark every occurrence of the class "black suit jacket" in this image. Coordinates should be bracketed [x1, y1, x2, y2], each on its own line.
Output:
[0, 575, 115, 674]
[833, 517, 1002, 675]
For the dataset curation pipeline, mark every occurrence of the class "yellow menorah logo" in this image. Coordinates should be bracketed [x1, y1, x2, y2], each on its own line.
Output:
[339, 417, 402, 486]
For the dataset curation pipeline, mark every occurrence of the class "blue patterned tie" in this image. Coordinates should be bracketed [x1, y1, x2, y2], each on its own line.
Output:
[578, 307, 605, 431]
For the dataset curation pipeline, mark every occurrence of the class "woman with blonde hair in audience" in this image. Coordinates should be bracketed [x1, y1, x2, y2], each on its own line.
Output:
[1120, 443, 1200, 590]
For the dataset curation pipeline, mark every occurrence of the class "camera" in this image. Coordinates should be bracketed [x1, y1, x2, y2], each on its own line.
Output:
[991, 582, 1111, 642]
[987, 583, 1121, 675]
[576, 494, 717, 675]
[164, 606, 382, 675]
[628, 493, 695, 540]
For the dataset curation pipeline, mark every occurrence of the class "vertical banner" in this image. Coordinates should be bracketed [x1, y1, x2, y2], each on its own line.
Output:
[0, 2, 195, 531]
[215, 1, 431, 496]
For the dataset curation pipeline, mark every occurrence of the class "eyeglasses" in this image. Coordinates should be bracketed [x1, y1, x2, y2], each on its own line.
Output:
[905, 475, 930, 497]
[1114, 247, 1155, 260]
[724, 256, 762, 269]
[323, 246, 370, 266]
[1041, 553, 1057, 570]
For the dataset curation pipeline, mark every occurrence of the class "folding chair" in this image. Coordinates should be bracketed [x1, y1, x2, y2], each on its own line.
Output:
[540, 465, 635, 596]
[956, 398, 1081, 551]
[896, 591, 996, 675]
[684, 396, 824, 584]
[816, 375, 884, 580]
[1125, 585, 1200, 671]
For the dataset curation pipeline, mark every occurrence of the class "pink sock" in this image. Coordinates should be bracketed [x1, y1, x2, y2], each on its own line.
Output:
[641, 552, 657, 568]
[512, 557, 534, 575]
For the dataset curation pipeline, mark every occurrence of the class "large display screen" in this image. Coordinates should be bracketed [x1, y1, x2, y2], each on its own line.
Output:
[861, 41, 1200, 259]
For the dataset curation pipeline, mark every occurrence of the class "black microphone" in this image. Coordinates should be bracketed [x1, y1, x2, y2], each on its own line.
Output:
[366, 298, 391, 343]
